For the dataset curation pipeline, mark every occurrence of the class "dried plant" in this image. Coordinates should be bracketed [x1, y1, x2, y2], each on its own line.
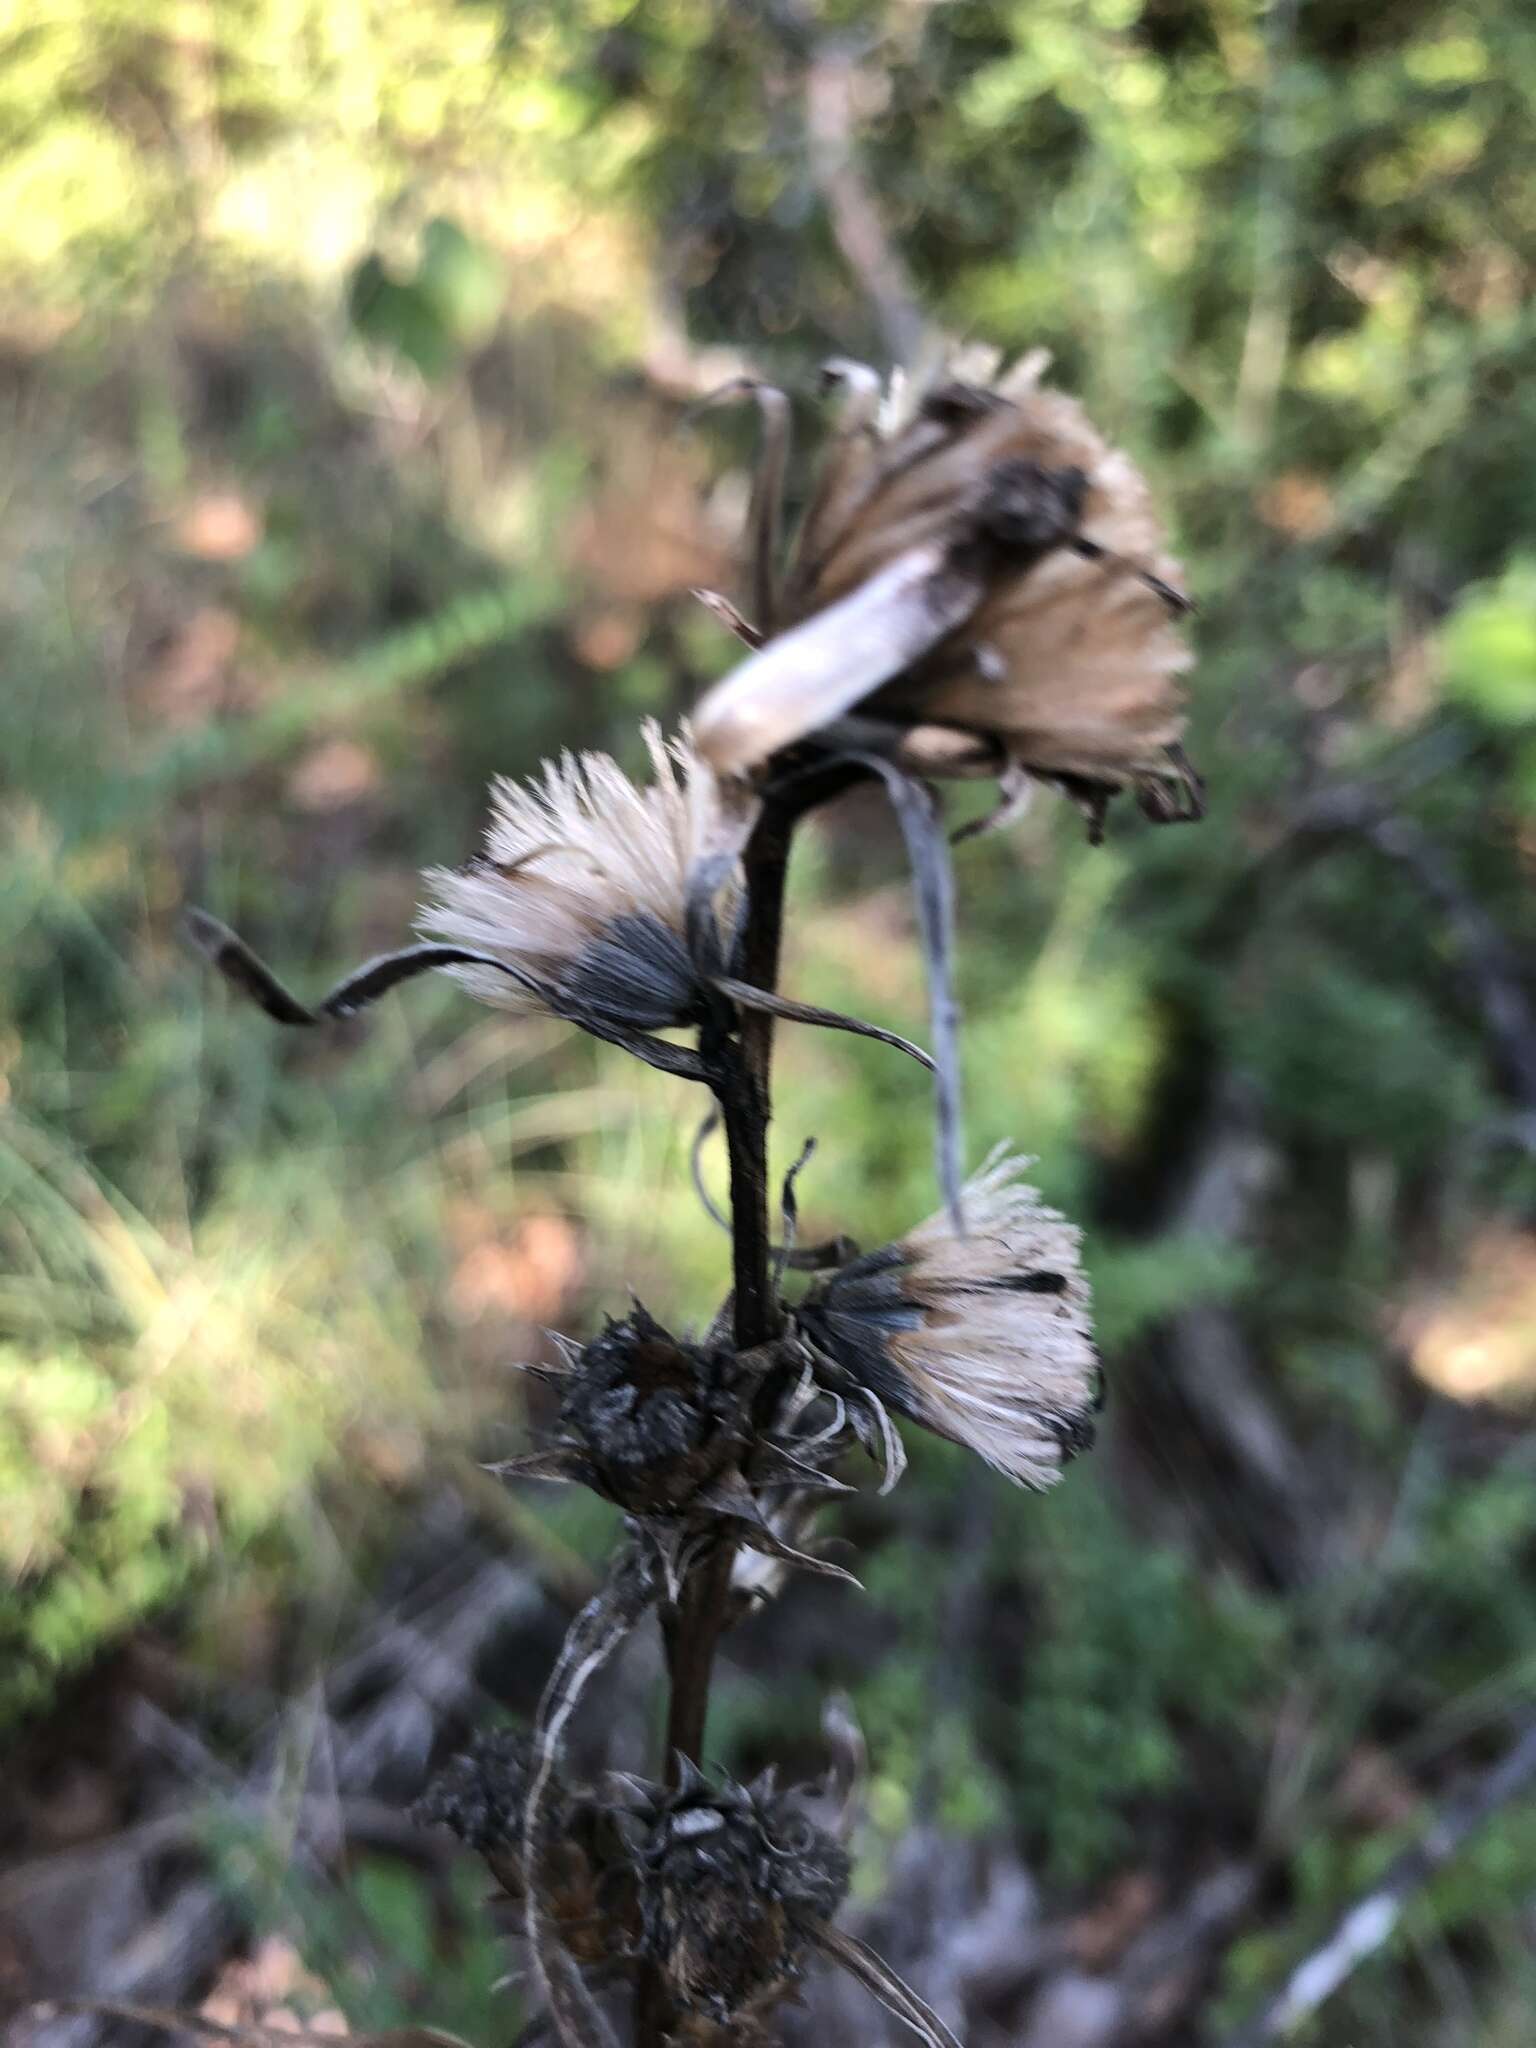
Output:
[189, 344, 1198, 2047]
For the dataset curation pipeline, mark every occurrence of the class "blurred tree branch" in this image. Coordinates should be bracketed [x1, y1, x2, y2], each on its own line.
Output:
[1224, 1716, 1536, 2047]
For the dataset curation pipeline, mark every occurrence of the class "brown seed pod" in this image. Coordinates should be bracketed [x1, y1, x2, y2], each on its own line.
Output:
[554, 1307, 753, 1515]
[637, 1764, 851, 2024]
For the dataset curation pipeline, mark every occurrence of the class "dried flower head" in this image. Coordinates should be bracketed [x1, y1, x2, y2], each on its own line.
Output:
[180, 727, 722, 1077]
[796, 1145, 1101, 1489]
[636, 1763, 850, 2024]
[421, 720, 731, 1040]
[693, 351, 1198, 839]
[186, 716, 933, 1083]
[494, 1307, 857, 1597]
[415, 1731, 632, 1968]
[544, 1305, 753, 1515]
[413, 1727, 542, 1858]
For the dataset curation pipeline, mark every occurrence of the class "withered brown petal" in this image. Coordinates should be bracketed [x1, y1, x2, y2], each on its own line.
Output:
[693, 544, 983, 779]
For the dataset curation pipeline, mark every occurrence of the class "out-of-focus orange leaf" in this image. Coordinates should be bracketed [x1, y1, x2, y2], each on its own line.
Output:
[570, 605, 644, 670]
[141, 606, 241, 729]
[448, 1208, 583, 1325]
[1402, 1227, 1536, 1403]
[564, 416, 730, 607]
[176, 492, 264, 562]
[1066, 1868, 1164, 1968]
[286, 740, 383, 813]
[1255, 471, 1335, 539]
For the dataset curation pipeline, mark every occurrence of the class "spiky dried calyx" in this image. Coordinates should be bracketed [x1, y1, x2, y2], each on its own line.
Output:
[412, 1728, 540, 1854]
[636, 1765, 851, 2024]
[557, 1309, 752, 1514]
[493, 1309, 861, 1596]
[495, 1307, 755, 1517]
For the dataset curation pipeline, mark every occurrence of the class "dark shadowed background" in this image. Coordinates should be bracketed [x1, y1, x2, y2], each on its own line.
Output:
[4, 3, 1536, 2044]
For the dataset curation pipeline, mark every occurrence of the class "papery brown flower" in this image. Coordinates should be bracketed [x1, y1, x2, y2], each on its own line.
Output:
[693, 350, 1199, 839]
[796, 1144, 1100, 1490]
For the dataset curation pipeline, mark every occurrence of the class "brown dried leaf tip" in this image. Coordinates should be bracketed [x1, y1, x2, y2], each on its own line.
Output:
[635, 1762, 850, 2027]
[694, 349, 1201, 841]
[795, 1145, 1101, 1491]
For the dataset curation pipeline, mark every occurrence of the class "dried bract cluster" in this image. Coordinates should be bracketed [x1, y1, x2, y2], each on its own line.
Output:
[416, 1732, 636, 1970]
[496, 1307, 859, 1599]
[634, 1764, 850, 2025]
[415, 1739, 963, 2048]
[521, 1308, 755, 1515]
[413, 1726, 539, 1857]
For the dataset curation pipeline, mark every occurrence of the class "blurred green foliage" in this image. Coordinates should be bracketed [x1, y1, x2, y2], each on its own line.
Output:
[4, 0, 1536, 2039]
[212, 1817, 511, 2040]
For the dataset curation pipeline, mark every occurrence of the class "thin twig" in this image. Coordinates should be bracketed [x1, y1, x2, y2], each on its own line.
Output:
[1359, 811, 1536, 1112]
[802, 40, 927, 367]
[21, 2003, 472, 2048]
[1233, 0, 1301, 452]
[1224, 1717, 1536, 2046]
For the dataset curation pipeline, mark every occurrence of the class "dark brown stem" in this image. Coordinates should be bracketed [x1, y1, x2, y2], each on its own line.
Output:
[635, 800, 797, 2048]
[660, 807, 796, 1753]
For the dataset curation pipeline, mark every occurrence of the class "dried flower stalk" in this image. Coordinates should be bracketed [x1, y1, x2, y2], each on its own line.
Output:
[188, 339, 1202, 2048]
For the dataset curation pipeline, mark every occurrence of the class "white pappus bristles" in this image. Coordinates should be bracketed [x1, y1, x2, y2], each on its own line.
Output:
[799, 1145, 1100, 1491]
[418, 721, 731, 1032]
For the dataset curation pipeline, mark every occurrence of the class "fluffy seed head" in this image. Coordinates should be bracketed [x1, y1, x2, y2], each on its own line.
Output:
[418, 721, 731, 1030]
[798, 1144, 1101, 1490]
[694, 351, 1197, 830]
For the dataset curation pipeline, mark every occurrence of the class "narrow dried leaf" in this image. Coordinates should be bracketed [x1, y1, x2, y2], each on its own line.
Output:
[847, 758, 964, 1228]
[185, 909, 544, 1025]
[713, 975, 935, 1071]
[693, 543, 977, 777]
[814, 1927, 965, 2048]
